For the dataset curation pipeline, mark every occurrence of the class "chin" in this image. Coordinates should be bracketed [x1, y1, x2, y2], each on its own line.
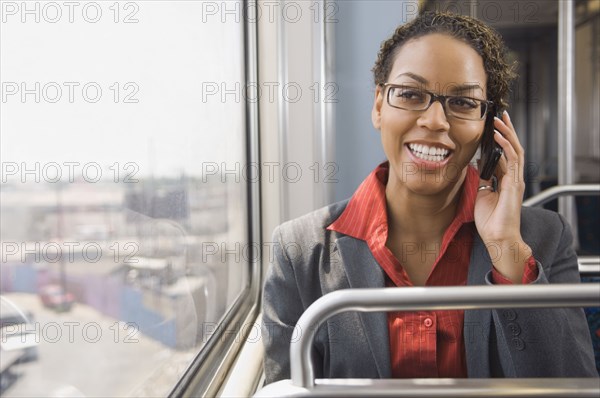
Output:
[389, 158, 465, 195]
[404, 175, 452, 196]
[403, 162, 467, 194]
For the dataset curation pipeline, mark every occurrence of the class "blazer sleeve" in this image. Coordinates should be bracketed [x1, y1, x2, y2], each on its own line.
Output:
[484, 212, 598, 377]
[261, 225, 325, 384]
[261, 225, 302, 384]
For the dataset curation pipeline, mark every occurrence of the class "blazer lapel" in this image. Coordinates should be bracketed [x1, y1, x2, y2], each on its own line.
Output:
[333, 233, 494, 378]
[464, 233, 493, 377]
[335, 235, 392, 378]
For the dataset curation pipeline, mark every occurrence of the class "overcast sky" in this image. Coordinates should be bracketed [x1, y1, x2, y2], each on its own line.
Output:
[1, 1, 246, 181]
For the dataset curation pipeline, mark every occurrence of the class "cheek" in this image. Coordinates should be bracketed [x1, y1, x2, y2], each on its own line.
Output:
[380, 108, 398, 128]
[454, 124, 484, 155]
[380, 113, 398, 137]
[380, 130, 400, 158]
[380, 109, 412, 137]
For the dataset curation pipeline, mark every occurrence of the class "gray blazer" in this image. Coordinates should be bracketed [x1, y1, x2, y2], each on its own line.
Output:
[261, 199, 597, 384]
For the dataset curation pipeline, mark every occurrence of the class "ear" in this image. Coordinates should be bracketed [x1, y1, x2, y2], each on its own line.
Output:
[371, 85, 384, 130]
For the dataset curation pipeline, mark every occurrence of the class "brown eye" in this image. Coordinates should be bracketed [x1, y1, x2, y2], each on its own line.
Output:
[395, 88, 425, 101]
[448, 96, 478, 109]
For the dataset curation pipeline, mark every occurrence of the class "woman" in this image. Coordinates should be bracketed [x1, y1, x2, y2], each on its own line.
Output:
[262, 11, 596, 382]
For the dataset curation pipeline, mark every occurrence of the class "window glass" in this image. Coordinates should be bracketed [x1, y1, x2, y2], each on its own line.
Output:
[0, 1, 248, 395]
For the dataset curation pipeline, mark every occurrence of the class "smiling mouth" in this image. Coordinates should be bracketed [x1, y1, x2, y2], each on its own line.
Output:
[407, 143, 451, 162]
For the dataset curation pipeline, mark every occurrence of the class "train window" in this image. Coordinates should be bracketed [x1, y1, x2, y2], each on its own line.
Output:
[1, 1, 251, 396]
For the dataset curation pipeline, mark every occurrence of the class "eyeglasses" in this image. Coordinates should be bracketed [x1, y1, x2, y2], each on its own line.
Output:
[382, 83, 493, 121]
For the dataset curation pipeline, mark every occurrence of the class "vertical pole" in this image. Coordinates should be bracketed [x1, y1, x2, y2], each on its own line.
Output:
[278, 0, 289, 222]
[313, 0, 335, 208]
[468, 0, 477, 18]
[558, 0, 575, 228]
[323, 1, 336, 206]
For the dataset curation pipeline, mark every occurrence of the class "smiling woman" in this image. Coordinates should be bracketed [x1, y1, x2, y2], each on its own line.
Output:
[261, 11, 597, 383]
[1, 0, 598, 396]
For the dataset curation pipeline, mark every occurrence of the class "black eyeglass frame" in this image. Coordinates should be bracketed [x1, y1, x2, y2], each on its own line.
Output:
[381, 83, 494, 121]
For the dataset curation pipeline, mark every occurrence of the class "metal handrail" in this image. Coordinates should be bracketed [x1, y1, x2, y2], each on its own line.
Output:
[256, 377, 600, 397]
[579, 256, 600, 276]
[522, 184, 600, 276]
[290, 284, 600, 388]
[522, 184, 600, 207]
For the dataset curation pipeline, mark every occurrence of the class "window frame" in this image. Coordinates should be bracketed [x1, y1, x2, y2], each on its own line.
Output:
[168, 1, 262, 396]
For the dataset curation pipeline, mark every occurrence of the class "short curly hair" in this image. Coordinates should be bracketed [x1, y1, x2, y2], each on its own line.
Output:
[372, 11, 517, 111]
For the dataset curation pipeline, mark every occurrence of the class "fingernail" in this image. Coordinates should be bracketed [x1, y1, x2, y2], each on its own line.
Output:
[503, 110, 510, 120]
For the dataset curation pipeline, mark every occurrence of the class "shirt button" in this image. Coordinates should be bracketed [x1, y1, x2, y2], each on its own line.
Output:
[512, 337, 525, 351]
[508, 322, 521, 336]
[502, 310, 517, 321]
[424, 318, 433, 327]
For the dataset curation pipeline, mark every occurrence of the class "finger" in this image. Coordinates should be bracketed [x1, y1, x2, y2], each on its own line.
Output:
[495, 150, 508, 175]
[502, 115, 527, 174]
[494, 130, 518, 161]
[494, 111, 521, 147]
[494, 113, 524, 160]
[501, 110, 515, 131]
[502, 110, 525, 176]
[494, 116, 516, 141]
[494, 110, 515, 134]
[494, 131, 524, 185]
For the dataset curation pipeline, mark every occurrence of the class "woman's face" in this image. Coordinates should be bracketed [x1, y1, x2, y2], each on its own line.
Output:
[372, 33, 488, 196]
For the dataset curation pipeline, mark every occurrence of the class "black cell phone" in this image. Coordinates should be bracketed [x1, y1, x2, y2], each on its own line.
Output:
[479, 109, 504, 180]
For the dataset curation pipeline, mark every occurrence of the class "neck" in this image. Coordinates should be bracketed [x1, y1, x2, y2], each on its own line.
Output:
[385, 169, 467, 242]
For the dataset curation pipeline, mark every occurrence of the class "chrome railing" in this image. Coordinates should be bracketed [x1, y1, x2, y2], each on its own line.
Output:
[522, 184, 600, 207]
[256, 377, 600, 397]
[523, 184, 600, 276]
[256, 285, 600, 397]
[290, 285, 599, 389]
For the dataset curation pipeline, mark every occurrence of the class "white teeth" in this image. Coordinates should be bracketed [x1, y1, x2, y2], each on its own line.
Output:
[408, 143, 450, 162]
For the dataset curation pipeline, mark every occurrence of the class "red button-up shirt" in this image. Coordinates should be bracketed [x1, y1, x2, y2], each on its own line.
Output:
[327, 161, 537, 377]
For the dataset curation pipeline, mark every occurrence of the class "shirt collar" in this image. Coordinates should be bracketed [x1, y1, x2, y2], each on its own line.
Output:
[327, 161, 479, 240]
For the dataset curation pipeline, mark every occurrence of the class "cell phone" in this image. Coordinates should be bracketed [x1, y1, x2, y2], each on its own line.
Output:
[479, 109, 504, 180]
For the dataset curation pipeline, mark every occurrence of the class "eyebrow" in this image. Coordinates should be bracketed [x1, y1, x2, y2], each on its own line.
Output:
[394, 72, 484, 95]
[447, 83, 484, 95]
[395, 72, 428, 85]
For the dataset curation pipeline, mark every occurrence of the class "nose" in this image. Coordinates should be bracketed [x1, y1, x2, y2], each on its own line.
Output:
[417, 100, 450, 132]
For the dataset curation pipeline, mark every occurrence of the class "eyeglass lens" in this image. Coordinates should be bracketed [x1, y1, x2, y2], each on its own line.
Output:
[388, 86, 487, 120]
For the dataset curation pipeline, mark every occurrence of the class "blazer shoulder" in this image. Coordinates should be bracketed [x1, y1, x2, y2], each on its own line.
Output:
[520, 206, 567, 236]
[274, 199, 350, 244]
[520, 206, 574, 257]
[521, 205, 562, 223]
